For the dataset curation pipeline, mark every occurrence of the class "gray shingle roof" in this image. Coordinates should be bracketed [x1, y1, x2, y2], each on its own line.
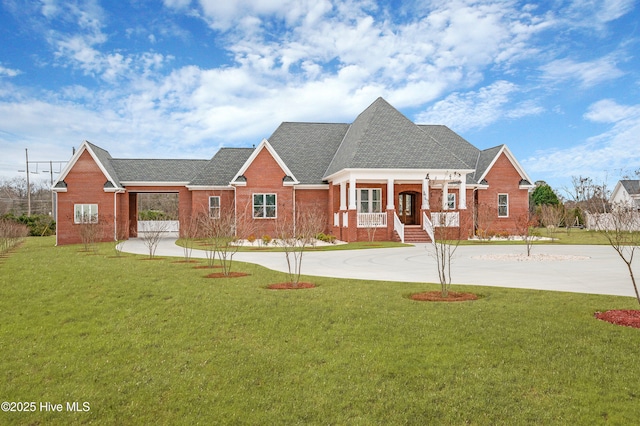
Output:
[267, 122, 349, 184]
[111, 159, 208, 182]
[473, 145, 504, 183]
[188, 148, 254, 186]
[77, 98, 518, 189]
[621, 180, 640, 196]
[85, 141, 121, 186]
[324, 97, 471, 178]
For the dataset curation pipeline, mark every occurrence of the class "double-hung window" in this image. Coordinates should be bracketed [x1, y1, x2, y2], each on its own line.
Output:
[447, 193, 456, 210]
[358, 188, 382, 213]
[498, 194, 509, 217]
[209, 196, 220, 219]
[74, 204, 98, 224]
[253, 194, 276, 218]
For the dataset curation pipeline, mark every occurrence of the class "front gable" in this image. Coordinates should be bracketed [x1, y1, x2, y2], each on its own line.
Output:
[478, 145, 534, 189]
[53, 141, 121, 192]
[231, 139, 299, 187]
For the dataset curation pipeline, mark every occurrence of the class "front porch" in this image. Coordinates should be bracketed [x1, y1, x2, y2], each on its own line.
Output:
[328, 170, 471, 243]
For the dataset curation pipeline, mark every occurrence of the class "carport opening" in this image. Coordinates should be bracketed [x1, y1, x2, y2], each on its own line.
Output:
[136, 193, 180, 237]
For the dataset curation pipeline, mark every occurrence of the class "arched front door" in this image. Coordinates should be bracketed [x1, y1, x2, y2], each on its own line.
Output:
[398, 191, 417, 225]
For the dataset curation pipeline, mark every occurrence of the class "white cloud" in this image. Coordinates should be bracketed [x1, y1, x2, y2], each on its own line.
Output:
[415, 81, 544, 131]
[523, 99, 640, 182]
[539, 55, 625, 88]
[0, 65, 21, 77]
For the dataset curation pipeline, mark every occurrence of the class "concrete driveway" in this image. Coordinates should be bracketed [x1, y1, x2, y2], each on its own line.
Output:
[120, 239, 639, 298]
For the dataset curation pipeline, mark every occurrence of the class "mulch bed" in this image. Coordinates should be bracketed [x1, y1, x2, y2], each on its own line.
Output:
[410, 291, 478, 302]
[267, 282, 316, 290]
[205, 272, 249, 278]
[595, 310, 640, 329]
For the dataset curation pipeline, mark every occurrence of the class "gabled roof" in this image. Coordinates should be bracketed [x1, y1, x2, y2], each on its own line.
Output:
[621, 180, 640, 196]
[324, 98, 472, 178]
[188, 148, 253, 187]
[267, 122, 349, 184]
[474, 145, 534, 187]
[112, 159, 207, 183]
[231, 139, 299, 185]
[53, 140, 122, 190]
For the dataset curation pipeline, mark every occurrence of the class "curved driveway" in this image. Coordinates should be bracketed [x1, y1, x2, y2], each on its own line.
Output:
[121, 239, 639, 298]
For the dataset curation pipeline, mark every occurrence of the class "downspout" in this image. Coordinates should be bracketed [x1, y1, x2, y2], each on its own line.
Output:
[293, 186, 296, 236]
[233, 186, 237, 237]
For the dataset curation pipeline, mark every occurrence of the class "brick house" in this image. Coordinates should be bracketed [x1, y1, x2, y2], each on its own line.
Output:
[52, 97, 534, 245]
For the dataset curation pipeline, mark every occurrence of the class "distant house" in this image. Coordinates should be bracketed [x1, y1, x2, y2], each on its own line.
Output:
[52, 97, 534, 245]
[610, 180, 640, 210]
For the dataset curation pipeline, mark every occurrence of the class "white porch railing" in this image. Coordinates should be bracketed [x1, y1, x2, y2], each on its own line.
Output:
[357, 212, 387, 228]
[431, 212, 460, 227]
[138, 220, 180, 236]
[333, 212, 340, 227]
[393, 212, 404, 243]
[422, 212, 435, 242]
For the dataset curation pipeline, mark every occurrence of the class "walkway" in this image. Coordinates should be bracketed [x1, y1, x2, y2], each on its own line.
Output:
[120, 238, 639, 298]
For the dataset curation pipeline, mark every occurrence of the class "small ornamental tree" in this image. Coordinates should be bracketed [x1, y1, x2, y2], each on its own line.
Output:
[593, 202, 640, 304]
[179, 215, 199, 262]
[275, 204, 326, 287]
[139, 220, 170, 258]
[427, 208, 468, 298]
[475, 202, 496, 240]
[515, 211, 538, 256]
[539, 204, 564, 238]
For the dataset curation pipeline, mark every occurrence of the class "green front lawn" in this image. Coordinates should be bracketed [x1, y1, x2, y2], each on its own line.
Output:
[1, 237, 639, 424]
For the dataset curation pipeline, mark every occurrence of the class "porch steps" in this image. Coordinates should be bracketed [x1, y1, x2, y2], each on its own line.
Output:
[400, 226, 432, 243]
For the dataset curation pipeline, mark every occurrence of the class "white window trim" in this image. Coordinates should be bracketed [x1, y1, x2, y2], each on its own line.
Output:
[447, 193, 456, 210]
[74, 204, 98, 224]
[209, 196, 220, 219]
[498, 194, 509, 217]
[253, 193, 277, 219]
[357, 188, 382, 213]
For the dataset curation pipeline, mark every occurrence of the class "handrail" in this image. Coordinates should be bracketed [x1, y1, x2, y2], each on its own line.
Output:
[394, 211, 405, 243]
[422, 212, 435, 242]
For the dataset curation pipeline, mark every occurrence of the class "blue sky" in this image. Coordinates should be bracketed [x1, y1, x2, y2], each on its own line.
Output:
[0, 0, 638, 194]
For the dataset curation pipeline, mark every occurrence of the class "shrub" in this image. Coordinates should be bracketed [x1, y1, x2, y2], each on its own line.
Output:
[3, 214, 55, 237]
[316, 233, 336, 244]
[261, 235, 272, 246]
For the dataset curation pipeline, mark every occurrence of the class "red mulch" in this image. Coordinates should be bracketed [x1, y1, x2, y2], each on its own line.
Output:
[267, 282, 316, 290]
[410, 291, 478, 302]
[594, 310, 640, 329]
[205, 272, 249, 278]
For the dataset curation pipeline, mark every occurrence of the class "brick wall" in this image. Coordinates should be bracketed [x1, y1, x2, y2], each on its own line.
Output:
[478, 152, 530, 234]
[235, 148, 294, 238]
[56, 150, 116, 245]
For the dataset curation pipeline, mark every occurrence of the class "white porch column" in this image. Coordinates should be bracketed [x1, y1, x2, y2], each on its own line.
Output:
[348, 177, 357, 210]
[442, 181, 449, 210]
[340, 181, 347, 210]
[422, 178, 430, 209]
[386, 178, 395, 209]
[459, 176, 467, 209]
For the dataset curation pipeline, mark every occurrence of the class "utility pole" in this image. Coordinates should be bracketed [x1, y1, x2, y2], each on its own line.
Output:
[25, 148, 31, 217]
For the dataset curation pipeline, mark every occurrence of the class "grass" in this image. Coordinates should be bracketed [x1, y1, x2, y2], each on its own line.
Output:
[2, 237, 640, 424]
[462, 228, 613, 246]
